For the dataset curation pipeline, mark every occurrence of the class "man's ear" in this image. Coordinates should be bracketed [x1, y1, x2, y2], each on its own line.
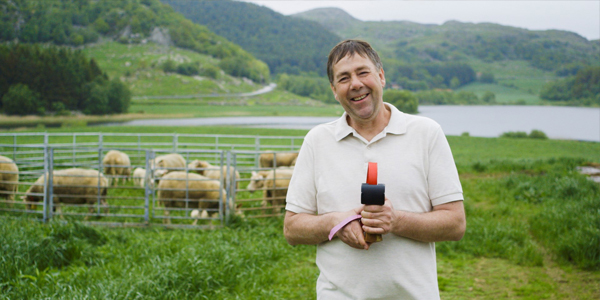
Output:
[330, 84, 339, 101]
[379, 68, 386, 87]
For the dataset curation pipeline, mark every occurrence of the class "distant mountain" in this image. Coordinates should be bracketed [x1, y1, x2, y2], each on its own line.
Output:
[293, 8, 600, 71]
[161, 0, 341, 75]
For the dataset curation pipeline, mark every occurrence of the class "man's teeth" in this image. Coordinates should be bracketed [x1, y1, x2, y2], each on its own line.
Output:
[352, 94, 367, 101]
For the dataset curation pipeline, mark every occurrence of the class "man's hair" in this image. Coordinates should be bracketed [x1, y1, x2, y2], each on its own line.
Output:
[327, 39, 383, 84]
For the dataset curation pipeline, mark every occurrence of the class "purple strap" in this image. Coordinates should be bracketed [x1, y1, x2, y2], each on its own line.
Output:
[328, 214, 362, 241]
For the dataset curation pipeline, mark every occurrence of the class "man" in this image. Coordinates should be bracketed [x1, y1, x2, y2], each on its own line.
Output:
[283, 39, 466, 299]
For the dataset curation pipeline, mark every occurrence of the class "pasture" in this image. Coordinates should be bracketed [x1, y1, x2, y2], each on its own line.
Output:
[1, 126, 599, 299]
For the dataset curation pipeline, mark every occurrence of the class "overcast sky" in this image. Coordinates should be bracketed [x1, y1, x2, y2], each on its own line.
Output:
[240, 0, 600, 40]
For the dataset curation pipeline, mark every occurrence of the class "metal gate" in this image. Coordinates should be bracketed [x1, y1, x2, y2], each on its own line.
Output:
[0, 136, 302, 227]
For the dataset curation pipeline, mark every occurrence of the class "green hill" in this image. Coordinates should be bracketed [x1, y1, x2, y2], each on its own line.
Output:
[0, 0, 269, 83]
[161, 0, 341, 75]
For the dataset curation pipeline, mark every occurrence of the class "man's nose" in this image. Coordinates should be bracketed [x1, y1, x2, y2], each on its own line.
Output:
[350, 75, 364, 90]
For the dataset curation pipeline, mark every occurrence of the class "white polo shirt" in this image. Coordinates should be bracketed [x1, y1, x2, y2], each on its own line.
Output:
[286, 103, 463, 300]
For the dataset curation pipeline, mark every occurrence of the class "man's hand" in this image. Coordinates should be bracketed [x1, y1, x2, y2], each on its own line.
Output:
[360, 198, 395, 236]
[335, 217, 369, 250]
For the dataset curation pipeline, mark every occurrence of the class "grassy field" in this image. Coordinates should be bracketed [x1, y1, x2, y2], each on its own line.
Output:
[1, 126, 599, 299]
[457, 82, 541, 105]
[81, 42, 257, 97]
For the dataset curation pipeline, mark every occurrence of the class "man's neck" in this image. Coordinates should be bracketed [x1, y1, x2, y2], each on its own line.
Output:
[347, 104, 392, 142]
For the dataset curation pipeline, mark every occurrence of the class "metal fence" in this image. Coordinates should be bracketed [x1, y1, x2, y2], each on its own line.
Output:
[0, 133, 303, 227]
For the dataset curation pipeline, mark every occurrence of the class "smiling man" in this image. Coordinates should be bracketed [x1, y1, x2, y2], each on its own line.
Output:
[283, 39, 466, 299]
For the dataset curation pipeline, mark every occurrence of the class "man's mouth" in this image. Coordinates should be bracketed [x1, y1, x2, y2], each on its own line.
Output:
[351, 94, 368, 101]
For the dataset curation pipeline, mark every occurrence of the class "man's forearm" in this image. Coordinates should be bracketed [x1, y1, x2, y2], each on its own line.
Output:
[391, 201, 466, 242]
[284, 210, 350, 245]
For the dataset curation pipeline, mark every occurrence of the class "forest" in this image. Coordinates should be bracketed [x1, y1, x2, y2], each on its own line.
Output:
[0, 43, 129, 116]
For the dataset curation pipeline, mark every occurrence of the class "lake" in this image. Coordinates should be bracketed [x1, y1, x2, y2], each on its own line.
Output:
[100, 105, 600, 142]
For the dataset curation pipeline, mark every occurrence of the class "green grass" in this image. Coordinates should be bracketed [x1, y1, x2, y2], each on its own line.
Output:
[1, 127, 600, 299]
[457, 82, 541, 104]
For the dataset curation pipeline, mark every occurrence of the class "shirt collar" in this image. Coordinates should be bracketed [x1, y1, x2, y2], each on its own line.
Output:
[334, 102, 408, 142]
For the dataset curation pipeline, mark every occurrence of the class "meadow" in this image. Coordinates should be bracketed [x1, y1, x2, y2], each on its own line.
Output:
[1, 125, 599, 299]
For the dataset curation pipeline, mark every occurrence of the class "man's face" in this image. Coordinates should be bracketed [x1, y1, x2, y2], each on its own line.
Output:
[330, 54, 386, 123]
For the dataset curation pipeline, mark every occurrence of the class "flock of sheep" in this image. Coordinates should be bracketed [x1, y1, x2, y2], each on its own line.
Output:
[0, 150, 299, 224]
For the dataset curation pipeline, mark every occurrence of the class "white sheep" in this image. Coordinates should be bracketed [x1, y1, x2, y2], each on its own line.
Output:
[156, 171, 228, 224]
[151, 153, 186, 179]
[21, 168, 108, 219]
[258, 152, 298, 168]
[187, 160, 240, 190]
[247, 167, 294, 213]
[132, 167, 153, 188]
[102, 150, 131, 185]
[0, 155, 19, 205]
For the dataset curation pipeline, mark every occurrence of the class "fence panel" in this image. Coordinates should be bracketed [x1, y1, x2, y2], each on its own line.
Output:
[232, 151, 298, 218]
[0, 144, 49, 221]
[0, 133, 305, 226]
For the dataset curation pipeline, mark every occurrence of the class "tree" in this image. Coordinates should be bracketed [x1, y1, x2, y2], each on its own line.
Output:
[106, 78, 131, 114]
[82, 80, 109, 115]
[2, 84, 44, 116]
[384, 89, 419, 114]
[479, 72, 495, 83]
[481, 91, 496, 103]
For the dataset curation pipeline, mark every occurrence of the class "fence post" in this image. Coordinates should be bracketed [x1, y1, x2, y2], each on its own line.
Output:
[144, 150, 151, 224]
[173, 134, 179, 152]
[47, 148, 54, 222]
[41, 146, 49, 222]
[97, 148, 103, 215]
[12, 134, 17, 159]
[73, 134, 77, 165]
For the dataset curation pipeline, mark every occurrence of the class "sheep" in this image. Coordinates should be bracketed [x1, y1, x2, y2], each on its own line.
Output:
[132, 167, 153, 188]
[187, 160, 240, 190]
[102, 150, 131, 185]
[0, 155, 19, 206]
[151, 153, 186, 179]
[21, 168, 108, 219]
[247, 167, 294, 213]
[258, 152, 298, 168]
[156, 171, 228, 224]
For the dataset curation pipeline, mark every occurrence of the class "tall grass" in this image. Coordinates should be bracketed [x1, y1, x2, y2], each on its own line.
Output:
[1, 217, 317, 299]
[439, 157, 600, 270]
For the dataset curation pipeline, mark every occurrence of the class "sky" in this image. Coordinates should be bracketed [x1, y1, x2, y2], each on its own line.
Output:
[240, 0, 600, 41]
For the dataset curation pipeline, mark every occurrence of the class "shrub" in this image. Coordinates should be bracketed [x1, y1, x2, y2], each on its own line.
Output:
[479, 72, 495, 83]
[176, 62, 200, 76]
[200, 64, 220, 79]
[384, 89, 419, 114]
[500, 131, 529, 138]
[161, 60, 177, 73]
[528, 130, 548, 139]
[481, 91, 496, 104]
[2, 84, 44, 116]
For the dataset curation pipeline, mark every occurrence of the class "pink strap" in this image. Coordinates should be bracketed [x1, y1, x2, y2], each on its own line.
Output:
[328, 214, 362, 240]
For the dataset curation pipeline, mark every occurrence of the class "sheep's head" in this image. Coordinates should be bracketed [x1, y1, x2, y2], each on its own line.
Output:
[247, 171, 266, 192]
[187, 160, 209, 175]
[153, 158, 168, 178]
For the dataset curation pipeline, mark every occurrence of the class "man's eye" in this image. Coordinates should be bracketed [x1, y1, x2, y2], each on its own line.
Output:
[338, 77, 348, 82]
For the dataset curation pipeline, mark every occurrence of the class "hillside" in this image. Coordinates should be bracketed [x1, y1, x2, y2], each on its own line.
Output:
[161, 0, 341, 75]
[293, 7, 600, 103]
[0, 0, 269, 83]
[294, 7, 599, 71]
